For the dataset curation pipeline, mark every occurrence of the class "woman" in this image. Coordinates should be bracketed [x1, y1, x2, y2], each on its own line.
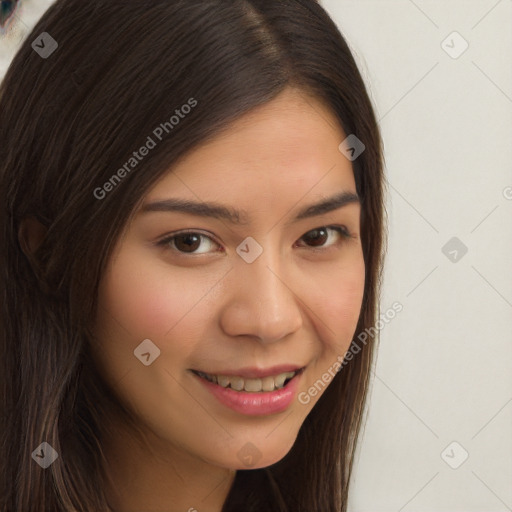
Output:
[0, 0, 386, 510]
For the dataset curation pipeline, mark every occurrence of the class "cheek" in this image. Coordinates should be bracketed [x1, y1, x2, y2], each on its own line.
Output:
[99, 253, 215, 340]
[100, 274, 173, 340]
[102, 256, 183, 337]
[93, 251, 222, 392]
[308, 256, 365, 350]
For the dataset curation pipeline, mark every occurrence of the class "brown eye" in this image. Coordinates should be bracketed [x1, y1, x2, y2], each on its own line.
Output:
[297, 226, 350, 249]
[173, 233, 202, 253]
[157, 231, 220, 254]
[303, 228, 328, 246]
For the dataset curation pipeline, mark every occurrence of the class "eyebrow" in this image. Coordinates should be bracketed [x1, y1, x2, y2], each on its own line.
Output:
[139, 190, 360, 225]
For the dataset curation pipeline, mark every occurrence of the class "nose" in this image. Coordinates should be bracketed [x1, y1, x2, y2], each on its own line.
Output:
[219, 247, 303, 344]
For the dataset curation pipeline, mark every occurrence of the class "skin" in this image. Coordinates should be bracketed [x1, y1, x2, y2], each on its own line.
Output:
[90, 86, 366, 512]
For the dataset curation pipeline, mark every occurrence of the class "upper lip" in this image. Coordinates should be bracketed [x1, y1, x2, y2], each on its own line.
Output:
[191, 364, 305, 379]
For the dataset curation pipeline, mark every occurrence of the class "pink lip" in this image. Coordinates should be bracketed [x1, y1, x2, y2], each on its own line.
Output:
[193, 370, 303, 416]
[192, 364, 304, 379]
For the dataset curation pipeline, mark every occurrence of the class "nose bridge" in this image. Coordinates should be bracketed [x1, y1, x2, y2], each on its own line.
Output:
[221, 236, 303, 343]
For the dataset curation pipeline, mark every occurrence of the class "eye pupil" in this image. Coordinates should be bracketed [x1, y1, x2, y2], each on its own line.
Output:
[175, 234, 201, 252]
[304, 228, 328, 247]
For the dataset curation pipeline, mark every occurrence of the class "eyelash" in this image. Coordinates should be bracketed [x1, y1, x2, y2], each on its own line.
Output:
[155, 225, 353, 256]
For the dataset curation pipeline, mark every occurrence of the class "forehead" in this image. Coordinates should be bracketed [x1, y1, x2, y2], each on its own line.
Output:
[144, 88, 356, 211]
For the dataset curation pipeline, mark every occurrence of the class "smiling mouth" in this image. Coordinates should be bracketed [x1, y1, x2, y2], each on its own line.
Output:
[191, 368, 305, 393]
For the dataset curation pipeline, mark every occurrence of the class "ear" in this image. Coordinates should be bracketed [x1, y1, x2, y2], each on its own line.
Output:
[18, 216, 48, 257]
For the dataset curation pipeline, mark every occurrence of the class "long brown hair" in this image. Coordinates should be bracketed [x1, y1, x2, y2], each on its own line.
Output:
[0, 1, 387, 510]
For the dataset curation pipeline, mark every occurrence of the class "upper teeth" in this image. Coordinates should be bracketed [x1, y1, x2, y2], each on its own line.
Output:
[196, 371, 297, 392]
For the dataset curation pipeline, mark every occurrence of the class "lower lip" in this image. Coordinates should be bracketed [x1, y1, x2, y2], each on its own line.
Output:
[193, 371, 303, 416]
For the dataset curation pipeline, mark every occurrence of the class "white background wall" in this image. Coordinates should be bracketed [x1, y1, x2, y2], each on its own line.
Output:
[1, 1, 511, 510]
[321, 1, 512, 511]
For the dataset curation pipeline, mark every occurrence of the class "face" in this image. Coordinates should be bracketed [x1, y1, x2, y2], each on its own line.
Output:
[92, 87, 365, 471]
